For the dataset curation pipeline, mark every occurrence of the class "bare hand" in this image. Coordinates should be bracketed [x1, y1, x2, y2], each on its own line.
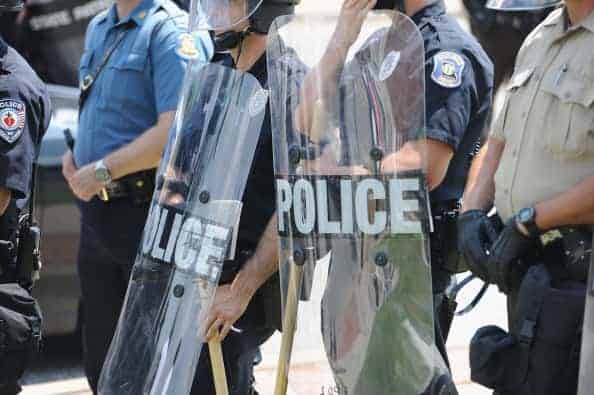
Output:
[205, 284, 253, 342]
[62, 150, 77, 182]
[68, 162, 104, 202]
[334, 0, 377, 49]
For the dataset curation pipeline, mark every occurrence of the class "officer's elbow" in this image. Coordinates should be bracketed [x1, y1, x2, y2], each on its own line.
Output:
[426, 140, 454, 191]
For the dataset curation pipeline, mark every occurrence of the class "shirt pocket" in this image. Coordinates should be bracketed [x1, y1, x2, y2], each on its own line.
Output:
[540, 71, 594, 159]
[494, 67, 534, 140]
[103, 52, 150, 106]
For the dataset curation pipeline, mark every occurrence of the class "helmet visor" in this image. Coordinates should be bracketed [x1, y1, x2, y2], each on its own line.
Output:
[191, 0, 264, 31]
[486, 0, 561, 11]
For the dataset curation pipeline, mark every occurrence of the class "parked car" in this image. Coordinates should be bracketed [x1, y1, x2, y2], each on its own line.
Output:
[34, 84, 81, 337]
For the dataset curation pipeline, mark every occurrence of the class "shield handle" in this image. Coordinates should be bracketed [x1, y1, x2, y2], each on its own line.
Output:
[209, 340, 230, 395]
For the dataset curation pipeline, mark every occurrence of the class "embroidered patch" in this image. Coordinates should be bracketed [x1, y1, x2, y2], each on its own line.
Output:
[431, 51, 465, 88]
[0, 99, 26, 144]
[176, 33, 199, 60]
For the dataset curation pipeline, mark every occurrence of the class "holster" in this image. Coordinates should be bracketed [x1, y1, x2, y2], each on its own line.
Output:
[470, 264, 585, 395]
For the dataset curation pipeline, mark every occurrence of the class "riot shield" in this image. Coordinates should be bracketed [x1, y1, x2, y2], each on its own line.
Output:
[578, 231, 594, 395]
[97, 62, 268, 395]
[268, 11, 451, 395]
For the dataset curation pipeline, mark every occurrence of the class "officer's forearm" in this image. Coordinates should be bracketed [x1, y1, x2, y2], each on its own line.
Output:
[232, 215, 279, 297]
[461, 138, 505, 212]
[104, 111, 175, 180]
[535, 174, 594, 231]
[294, 39, 349, 135]
[0, 187, 11, 216]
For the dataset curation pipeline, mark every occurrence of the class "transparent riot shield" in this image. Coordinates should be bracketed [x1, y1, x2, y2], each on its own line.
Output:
[97, 62, 268, 395]
[578, 231, 594, 395]
[268, 11, 451, 395]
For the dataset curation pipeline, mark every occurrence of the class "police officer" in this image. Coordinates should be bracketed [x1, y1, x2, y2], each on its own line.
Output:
[0, 0, 50, 393]
[313, 0, 493, 369]
[458, 0, 593, 391]
[60, 0, 212, 391]
[184, 1, 298, 394]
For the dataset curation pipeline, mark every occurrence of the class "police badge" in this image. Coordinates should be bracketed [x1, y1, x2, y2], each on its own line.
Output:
[431, 51, 465, 89]
[0, 99, 26, 144]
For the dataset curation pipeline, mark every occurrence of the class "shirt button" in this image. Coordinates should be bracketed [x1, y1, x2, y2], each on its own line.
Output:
[512, 149, 518, 157]
[504, 188, 509, 195]
[588, 130, 594, 138]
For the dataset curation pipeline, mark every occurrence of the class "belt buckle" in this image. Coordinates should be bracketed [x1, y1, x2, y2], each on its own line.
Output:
[98, 188, 110, 202]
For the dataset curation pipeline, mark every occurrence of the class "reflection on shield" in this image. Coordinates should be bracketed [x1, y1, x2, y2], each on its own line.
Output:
[97, 63, 267, 395]
[269, 10, 451, 395]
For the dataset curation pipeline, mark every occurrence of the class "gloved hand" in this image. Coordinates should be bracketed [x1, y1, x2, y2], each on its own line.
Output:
[457, 210, 501, 282]
[488, 216, 539, 294]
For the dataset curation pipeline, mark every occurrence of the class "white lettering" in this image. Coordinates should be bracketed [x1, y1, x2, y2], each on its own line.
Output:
[293, 179, 316, 234]
[355, 179, 386, 235]
[316, 179, 340, 234]
[389, 178, 422, 234]
[276, 179, 292, 233]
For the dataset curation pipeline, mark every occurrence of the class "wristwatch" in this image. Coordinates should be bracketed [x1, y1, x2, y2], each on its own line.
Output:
[94, 159, 112, 185]
[515, 207, 540, 237]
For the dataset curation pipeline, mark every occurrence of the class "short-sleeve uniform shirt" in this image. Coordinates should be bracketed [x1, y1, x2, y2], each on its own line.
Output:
[74, 0, 213, 167]
[414, 0, 494, 203]
[0, 37, 51, 200]
[491, 8, 594, 222]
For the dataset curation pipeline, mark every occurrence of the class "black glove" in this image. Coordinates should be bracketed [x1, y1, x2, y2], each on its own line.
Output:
[457, 210, 501, 282]
[488, 217, 539, 294]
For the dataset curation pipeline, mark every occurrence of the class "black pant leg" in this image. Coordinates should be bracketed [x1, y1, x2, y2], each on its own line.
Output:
[77, 224, 131, 393]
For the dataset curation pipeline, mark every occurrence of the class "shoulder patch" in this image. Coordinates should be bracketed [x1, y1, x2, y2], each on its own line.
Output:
[176, 32, 199, 60]
[0, 99, 26, 144]
[431, 51, 465, 88]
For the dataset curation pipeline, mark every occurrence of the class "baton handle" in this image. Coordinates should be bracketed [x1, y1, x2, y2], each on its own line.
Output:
[209, 340, 229, 395]
[274, 262, 304, 395]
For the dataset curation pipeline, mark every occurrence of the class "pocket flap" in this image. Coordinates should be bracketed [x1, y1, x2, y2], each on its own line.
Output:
[507, 68, 534, 91]
[541, 70, 594, 107]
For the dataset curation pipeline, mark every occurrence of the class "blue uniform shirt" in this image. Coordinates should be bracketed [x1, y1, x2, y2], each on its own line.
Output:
[412, 0, 494, 203]
[75, 0, 213, 167]
[0, 37, 51, 200]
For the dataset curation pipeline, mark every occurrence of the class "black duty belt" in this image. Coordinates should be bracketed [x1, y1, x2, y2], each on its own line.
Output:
[98, 169, 156, 204]
[431, 199, 460, 221]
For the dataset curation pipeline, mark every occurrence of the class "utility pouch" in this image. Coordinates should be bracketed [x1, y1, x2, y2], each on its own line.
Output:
[470, 264, 584, 395]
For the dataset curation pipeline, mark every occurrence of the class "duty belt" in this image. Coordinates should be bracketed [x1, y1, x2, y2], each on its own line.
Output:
[97, 169, 156, 204]
[538, 225, 592, 283]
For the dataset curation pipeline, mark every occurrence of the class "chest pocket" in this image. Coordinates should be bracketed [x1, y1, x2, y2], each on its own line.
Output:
[540, 69, 594, 159]
[498, 67, 534, 140]
[102, 51, 150, 107]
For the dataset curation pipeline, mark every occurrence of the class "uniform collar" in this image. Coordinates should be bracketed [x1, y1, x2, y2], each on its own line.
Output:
[411, 0, 447, 25]
[98, 0, 164, 28]
[543, 7, 594, 33]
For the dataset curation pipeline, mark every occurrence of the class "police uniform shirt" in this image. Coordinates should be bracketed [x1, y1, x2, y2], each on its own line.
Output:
[491, 8, 594, 222]
[0, 37, 50, 201]
[74, 0, 213, 167]
[413, 0, 494, 203]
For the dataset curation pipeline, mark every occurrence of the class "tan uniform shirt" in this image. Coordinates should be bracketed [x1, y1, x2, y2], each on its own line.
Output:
[490, 8, 594, 222]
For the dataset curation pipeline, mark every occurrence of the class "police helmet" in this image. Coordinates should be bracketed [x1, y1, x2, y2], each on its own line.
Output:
[0, 0, 24, 12]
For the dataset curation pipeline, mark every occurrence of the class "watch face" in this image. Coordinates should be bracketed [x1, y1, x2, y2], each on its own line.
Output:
[519, 207, 534, 223]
